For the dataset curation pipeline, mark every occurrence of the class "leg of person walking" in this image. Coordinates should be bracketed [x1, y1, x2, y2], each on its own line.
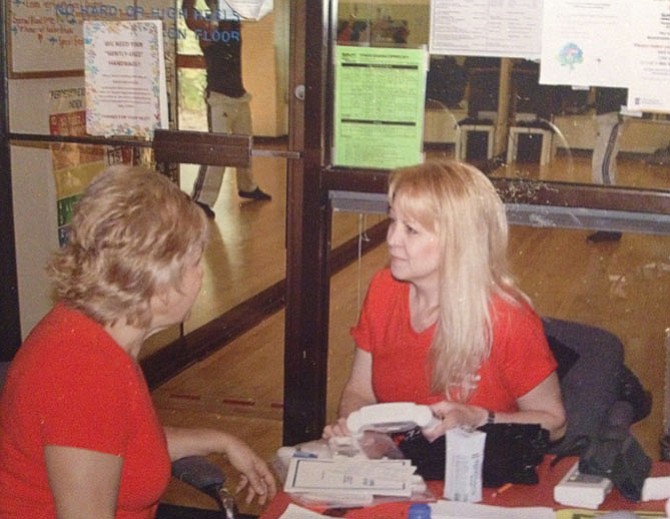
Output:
[229, 95, 271, 201]
[588, 112, 623, 242]
[191, 91, 231, 217]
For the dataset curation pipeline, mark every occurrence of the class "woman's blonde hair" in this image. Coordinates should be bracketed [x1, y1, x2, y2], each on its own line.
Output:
[388, 159, 528, 400]
[48, 165, 209, 328]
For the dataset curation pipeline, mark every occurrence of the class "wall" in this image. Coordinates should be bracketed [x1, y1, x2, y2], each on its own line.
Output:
[9, 77, 82, 335]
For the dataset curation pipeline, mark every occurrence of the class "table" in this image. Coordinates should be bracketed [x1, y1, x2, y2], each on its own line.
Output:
[259, 457, 670, 518]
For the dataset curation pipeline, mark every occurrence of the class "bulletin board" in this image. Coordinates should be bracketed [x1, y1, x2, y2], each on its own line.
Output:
[7, 0, 130, 78]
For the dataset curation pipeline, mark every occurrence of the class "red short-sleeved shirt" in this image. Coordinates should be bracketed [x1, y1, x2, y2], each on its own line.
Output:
[0, 304, 171, 519]
[351, 269, 557, 411]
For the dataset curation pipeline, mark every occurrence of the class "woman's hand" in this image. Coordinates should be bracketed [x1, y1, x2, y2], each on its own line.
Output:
[165, 426, 277, 506]
[423, 401, 488, 442]
[224, 436, 277, 505]
[322, 417, 351, 439]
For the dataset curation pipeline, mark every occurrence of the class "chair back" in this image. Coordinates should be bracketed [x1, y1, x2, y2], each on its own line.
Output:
[543, 318, 624, 451]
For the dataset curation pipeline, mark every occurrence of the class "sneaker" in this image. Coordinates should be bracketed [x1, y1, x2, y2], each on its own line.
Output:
[239, 187, 272, 201]
[194, 201, 215, 219]
[586, 231, 622, 243]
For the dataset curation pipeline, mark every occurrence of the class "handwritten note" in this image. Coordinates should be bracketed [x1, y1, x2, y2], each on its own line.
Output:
[8, 0, 127, 76]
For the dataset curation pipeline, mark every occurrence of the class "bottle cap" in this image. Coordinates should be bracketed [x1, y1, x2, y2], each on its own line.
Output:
[408, 502, 431, 519]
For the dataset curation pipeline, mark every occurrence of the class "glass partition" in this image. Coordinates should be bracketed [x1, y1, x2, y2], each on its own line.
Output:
[334, 0, 670, 191]
[143, 0, 293, 359]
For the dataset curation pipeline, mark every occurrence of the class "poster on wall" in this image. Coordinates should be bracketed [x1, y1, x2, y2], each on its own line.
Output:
[539, 0, 631, 87]
[429, 0, 542, 59]
[627, 0, 670, 113]
[50, 86, 145, 245]
[49, 87, 106, 245]
[84, 20, 168, 137]
[7, 0, 127, 77]
[333, 46, 427, 170]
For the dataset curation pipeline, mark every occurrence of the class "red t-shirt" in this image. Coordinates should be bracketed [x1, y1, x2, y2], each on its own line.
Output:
[351, 269, 557, 411]
[0, 304, 171, 518]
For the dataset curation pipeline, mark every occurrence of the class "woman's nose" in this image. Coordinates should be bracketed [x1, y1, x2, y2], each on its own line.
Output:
[387, 223, 400, 246]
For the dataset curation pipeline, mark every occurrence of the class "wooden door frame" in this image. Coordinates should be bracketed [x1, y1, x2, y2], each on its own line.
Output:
[282, 0, 333, 445]
[0, 0, 22, 360]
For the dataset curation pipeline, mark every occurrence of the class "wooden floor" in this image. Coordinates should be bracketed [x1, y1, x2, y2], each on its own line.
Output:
[153, 151, 670, 515]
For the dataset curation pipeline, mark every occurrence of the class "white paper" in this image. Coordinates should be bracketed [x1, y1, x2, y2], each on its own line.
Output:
[84, 20, 168, 137]
[430, 500, 555, 519]
[277, 503, 329, 519]
[539, 0, 631, 87]
[627, 0, 670, 112]
[284, 458, 415, 497]
[429, 0, 542, 59]
[220, 0, 272, 21]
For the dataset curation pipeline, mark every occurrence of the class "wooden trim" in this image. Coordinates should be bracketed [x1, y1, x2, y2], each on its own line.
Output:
[282, 0, 332, 446]
[492, 178, 670, 214]
[0, 2, 21, 358]
[323, 167, 670, 216]
[176, 54, 206, 69]
[153, 129, 252, 168]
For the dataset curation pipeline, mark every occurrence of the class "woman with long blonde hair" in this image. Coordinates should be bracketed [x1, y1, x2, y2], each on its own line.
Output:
[324, 159, 565, 471]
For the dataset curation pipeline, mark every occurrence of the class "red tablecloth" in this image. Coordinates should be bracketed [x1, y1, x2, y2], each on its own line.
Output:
[260, 456, 670, 518]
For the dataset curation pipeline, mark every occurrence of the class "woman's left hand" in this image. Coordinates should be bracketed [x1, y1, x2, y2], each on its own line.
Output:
[422, 401, 488, 442]
[223, 436, 277, 505]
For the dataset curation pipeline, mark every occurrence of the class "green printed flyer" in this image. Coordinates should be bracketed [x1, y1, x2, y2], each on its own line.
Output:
[334, 45, 427, 169]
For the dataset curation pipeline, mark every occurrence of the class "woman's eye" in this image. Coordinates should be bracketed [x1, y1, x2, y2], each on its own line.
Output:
[405, 224, 418, 234]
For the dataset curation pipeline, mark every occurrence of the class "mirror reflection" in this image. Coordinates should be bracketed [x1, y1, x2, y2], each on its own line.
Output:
[336, 0, 670, 191]
[144, 0, 292, 357]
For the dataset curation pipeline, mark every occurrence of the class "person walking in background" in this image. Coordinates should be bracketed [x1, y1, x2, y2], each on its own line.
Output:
[588, 87, 627, 243]
[182, 0, 271, 219]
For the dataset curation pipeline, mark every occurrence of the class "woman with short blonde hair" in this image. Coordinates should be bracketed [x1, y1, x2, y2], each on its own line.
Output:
[49, 165, 210, 328]
[0, 165, 276, 518]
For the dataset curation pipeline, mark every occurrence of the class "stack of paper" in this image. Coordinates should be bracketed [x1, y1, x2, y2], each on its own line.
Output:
[283, 457, 422, 506]
[430, 500, 555, 519]
[554, 461, 614, 509]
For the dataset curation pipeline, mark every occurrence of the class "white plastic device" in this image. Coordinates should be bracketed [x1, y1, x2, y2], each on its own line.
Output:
[553, 461, 613, 509]
[346, 402, 440, 434]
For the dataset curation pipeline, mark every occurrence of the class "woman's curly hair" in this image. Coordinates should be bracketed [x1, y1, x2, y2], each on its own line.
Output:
[48, 165, 209, 328]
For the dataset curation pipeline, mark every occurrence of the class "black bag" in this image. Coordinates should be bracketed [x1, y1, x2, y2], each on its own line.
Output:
[478, 423, 549, 487]
[579, 427, 652, 501]
[396, 423, 549, 487]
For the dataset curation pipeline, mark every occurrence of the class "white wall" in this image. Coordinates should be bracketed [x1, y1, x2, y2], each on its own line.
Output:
[9, 77, 85, 335]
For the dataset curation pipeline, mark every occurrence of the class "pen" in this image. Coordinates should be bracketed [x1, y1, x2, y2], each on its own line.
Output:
[492, 482, 513, 497]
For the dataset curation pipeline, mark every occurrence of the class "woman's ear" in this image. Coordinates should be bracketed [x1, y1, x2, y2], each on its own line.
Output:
[150, 286, 172, 315]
